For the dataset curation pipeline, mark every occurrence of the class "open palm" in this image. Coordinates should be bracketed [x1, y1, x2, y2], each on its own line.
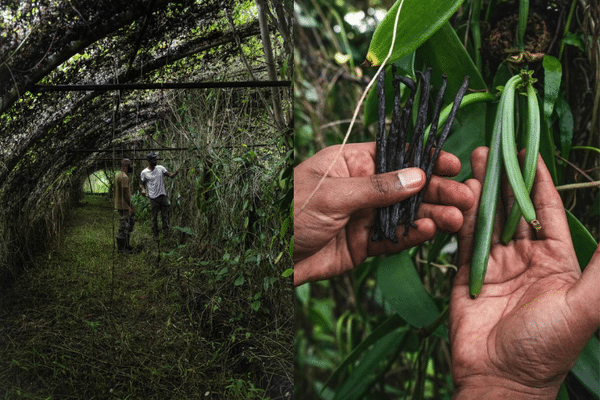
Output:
[449, 147, 600, 399]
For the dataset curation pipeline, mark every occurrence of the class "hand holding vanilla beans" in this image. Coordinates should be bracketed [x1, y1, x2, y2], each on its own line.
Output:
[293, 142, 474, 286]
[372, 67, 470, 243]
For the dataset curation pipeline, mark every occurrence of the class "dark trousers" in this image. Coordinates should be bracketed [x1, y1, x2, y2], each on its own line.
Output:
[150, 195, 170, 237]
[117, 209, 135, 239]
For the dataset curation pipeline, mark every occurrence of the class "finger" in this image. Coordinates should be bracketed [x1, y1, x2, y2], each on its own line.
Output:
[431, 149, 462, 177]
[529, 154, 571, 243]
[569, 243, 600, 328]
[329, 168, 426, 214]
[457, 179, 481, 268]
[422, 176, 475, 211]
[367, 218, 437, 256]
[415, 203, 464, 233]
[470, 146, 489, 183]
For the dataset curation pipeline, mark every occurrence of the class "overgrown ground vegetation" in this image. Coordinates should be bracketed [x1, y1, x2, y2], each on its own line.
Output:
[0, 84, 293, 398]
[0, 194, 292, 399]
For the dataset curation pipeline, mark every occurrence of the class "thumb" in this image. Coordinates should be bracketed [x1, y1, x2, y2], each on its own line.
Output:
[335, 168, 426, 214]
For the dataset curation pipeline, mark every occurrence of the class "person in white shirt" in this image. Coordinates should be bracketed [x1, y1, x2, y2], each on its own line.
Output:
[139, 152, 178, 238]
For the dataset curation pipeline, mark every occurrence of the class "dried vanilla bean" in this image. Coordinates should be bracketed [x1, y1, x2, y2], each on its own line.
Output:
[422, 74, 448, 173]
[425, 75, 470, 178]
[376, 68, 387, 175]
[403, 71, 428, 171]
[371, 68, 470, 243]
[404, 74, 447, 236]
[372, 68, 387, 241]
[410, 75, 470, 234]
[388, 73, 416, 240]
[386, 65, 401, 173]
[411, 68, 432, 172]
[404, 69, 432, 235]
[395, 75, 416, 92]
[394, 72, 416, 172]
[383, 68, 401, 242]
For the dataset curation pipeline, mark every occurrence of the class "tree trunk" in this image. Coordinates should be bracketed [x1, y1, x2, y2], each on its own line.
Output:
[270, 0, 293, 59]
[255, 0, 285, 130]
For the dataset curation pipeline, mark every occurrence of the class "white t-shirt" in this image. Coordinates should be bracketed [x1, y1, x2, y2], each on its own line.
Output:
[140, 165, 168, 199]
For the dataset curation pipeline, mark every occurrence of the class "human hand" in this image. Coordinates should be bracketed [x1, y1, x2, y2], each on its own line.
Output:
[294, 142, 475, 286]
[449, 147, 600, 399]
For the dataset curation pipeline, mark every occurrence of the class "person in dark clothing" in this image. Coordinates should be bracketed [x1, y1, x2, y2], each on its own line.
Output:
[139, 152, 178, 238]
[114, 158, 136, 254]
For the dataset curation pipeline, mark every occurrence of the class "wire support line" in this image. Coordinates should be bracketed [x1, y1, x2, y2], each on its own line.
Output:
[32, 80, 292, 92]
[69, 144, 275, 153]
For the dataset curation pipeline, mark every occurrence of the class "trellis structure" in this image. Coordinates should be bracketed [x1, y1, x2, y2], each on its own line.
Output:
[0, 0, 293, 282]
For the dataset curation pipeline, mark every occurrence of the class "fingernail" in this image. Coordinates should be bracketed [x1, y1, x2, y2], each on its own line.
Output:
[398, 169, 424, 189]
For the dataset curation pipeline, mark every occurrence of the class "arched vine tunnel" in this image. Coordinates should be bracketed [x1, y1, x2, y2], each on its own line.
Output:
[0, 1, 293, 397]
[0, 0, 293, 282]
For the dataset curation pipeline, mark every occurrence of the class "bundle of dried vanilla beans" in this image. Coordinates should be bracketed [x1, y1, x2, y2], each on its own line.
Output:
[372, 66, 469, 243]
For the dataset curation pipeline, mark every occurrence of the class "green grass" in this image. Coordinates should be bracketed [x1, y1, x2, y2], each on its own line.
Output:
[0, 195, 292, 399]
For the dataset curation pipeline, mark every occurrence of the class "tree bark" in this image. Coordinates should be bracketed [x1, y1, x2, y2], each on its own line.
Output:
[270, 0, 293, 58]
[255, 0, 285, 130]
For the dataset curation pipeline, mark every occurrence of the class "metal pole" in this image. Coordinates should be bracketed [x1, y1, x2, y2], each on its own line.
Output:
[33, 80, 292, 92]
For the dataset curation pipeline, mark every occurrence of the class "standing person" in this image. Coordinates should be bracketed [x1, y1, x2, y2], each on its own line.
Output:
[114, 158, 136, 254]
[139, 152, 178, 239]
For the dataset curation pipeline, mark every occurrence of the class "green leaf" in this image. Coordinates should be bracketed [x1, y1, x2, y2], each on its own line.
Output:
[322, 314, 404, 394]
[492, 62, 513, 95]
[414, 21, 490, 182]
[440, 102, 487, 182]
[555, 94, 574, 160]
[565, 209, 597, 271]
[376, 251, 447, 339]
[416, 22, 487, 94]
[592, 192, 600, 216]
[539, 98, 559, 185]
[234, 275, 245, 286]
[562, 31, 585, 52]
[251, 300, 261, 311]
[280, 216, 291, 239]
[309, 298, 335, 333]
[542, 55, 562, 119]
[571, 335, 600, 397]
[281, 268, 293, 278]
[172, 226, 195, 236]
[332, 327, 407, 400]
[555, 383, 569, 400]
[427, 232, 451, 269]
[295, 283, 310, 305]
[365, 0, 466, 67]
